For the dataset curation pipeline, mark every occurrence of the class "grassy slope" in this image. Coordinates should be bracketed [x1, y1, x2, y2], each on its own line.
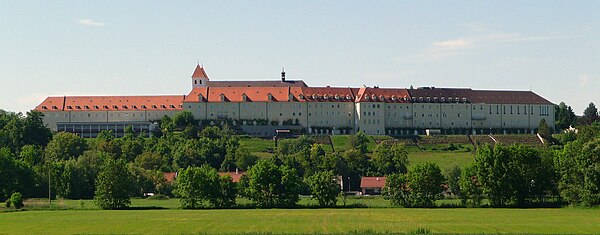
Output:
[1, 208, 599, 234]
[408, 151, 474, 173]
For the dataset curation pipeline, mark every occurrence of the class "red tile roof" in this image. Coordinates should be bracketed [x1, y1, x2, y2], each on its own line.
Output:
[469, 90, 552, 104]
[360, 176, 387, 188]
[218, 172, 245, 182]
[36, 95, 184, 111]
[208, 80, 307, 87]
[355, 87, 411, 103]
[191, 64, 209, 79]
[164, 172, 177, 183]
[297, 87, 356, 102]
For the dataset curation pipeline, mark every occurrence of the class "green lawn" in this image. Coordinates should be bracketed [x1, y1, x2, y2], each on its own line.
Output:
[408, 151, 474, 173]
[239, 136, 275, 157]
[1, 207, 598, 234]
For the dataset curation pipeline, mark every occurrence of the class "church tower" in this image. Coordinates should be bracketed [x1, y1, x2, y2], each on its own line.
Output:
[191, 64, 209, 88]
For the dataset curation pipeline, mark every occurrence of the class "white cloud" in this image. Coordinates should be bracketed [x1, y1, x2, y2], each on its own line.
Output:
[77, 19, 105, 27]
[579, 74, 590, 88]
[432, 38, 473, 50]
[419, 32, 582, 60]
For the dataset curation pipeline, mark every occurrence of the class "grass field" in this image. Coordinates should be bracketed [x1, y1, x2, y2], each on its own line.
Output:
[408, 152, 474, 173]
[1, 207, 599, 234]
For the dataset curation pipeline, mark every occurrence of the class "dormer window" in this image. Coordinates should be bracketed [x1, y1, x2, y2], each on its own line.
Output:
[242, 93, 248, 101]
[84, 105, 90, 109]
[67, 106, 73, 109]
[346, 94, 351, 100]
[462, 97, 467, 102]
[170, 105, 175, 108]
[323, 94, 329, 100]
[371, 94, 377, 101]
[132, 105, 137, 109]
[179, 105, 183, 108]
[365, 95, 370, 101]
[141, 105, 147, 109]
[198, 94, 204, 102]
[299, 94, 305, 100]
[152, 105, 158, 109]
[312, 94, 317, 100]
[455, 97, 460, 103]
[288, 93, 294, 101]
[379, 95, 385, 101]
[122, 105, 128, 109]
[52, 106, 58, 110]
[103, 105, 109, 109]
[220, 94, 226, 102]
[427, 97, 431, 102]
[93, 105, 99, 109]
[160, 105, 166, 108]
[75, 106, 81, 109]
[41, 106, 47, 109]
[267, 93, 273, 101]
[440, 97, 445, 102]
[113, 105, 119, 109]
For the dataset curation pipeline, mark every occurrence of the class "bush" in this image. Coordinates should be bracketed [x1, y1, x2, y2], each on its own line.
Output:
[5, 199, 11, 208]
[10, 192, 24, 209]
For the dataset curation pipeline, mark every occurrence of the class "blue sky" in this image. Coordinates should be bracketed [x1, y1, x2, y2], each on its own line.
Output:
[1, 1, 599, 114]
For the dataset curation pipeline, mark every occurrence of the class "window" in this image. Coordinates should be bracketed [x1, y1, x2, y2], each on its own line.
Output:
[161, 105, 166, 109]
[67, 106, 72, 109]
[199, 80, 202, 84]
[113, 105, 119, 109]
[84, 105, 90, 109]
[170, 105, 175, 108]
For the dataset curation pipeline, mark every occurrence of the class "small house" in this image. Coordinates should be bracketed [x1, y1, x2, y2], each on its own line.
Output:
[360, 176, 387, 195]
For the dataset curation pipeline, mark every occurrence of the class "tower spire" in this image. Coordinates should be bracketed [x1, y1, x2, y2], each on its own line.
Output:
[281, 67, 286, 82]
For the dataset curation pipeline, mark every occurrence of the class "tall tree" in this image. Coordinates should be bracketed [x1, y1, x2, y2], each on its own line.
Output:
[243, 160, 302, 207]
[350, 131, 369, 154]
[582, 102, 599, 125]
[45, 132, 87, 161]
[94, 158, 133, 209]
[555, 102, 577, 130]
[307, 170, 340, 207]
[383, 162, 446, 207]
[370, 143, 408, 175]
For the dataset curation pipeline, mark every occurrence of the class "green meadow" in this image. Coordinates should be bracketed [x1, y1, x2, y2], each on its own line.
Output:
[1, 207, 599, 234]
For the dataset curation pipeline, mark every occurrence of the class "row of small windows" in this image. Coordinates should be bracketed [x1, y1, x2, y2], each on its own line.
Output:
[42, 104, 181, 110]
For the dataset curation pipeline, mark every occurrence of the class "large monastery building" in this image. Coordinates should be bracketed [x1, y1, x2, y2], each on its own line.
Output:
[36, 65, 555, 137]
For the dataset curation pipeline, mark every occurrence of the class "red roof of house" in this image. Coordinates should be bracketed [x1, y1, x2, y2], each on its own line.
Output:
[36, 95, 185, 112]
[218, 171, 245, 182]
[355, 87, 411, 103]
[191, 64, 209, 79]
[296, 87, 356, 102]
[164, 172, 177, 183]
[360, 176, 387, 188]
[468, 90, 552, 104]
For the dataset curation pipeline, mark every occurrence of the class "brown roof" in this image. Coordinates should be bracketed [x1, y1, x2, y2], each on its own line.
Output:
[36, 95, 184, 112]
[360, 176, 387, 188]
[355, 87, 411, 103]
[296, 87, 356, 102]
[207, 80, 307, 87]
[469, 90, 553, 104]
[218, 172, 245, 183]
[191, 64, 209, 79]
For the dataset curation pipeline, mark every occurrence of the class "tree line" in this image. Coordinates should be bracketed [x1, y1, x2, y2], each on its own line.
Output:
[1, 107, 600, 209]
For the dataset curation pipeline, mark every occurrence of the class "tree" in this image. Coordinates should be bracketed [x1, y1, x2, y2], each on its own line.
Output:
[444, 165, 462, 197]
[307, 171, 340, 207]
[174, 165, 236, 208]
[243, 160, 302, 207]
[94, 158, 133, 209]
[0, 148, 34, 201]
[173, 110, 195, 127]
[555, 137, 600, 206]
[44, 132, 87, 161]
[234, 149, 258, 171]
[474, 144, 551, 207]
[538, 119, 552, 140]
[459, 165, 483, 207]
[370, 143, 408, 175]
[350, 131, 369, 154]
[22, 111, 52, 147]
[555, 102, 577, 130]
[582, 102, 599, 125]
[383, 162, 445, 207]
[10, 192, 24, 209]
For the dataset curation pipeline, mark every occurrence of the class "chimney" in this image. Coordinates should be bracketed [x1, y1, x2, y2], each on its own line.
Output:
[281, 68, 286, 82]
[235, 168, 239, 174]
